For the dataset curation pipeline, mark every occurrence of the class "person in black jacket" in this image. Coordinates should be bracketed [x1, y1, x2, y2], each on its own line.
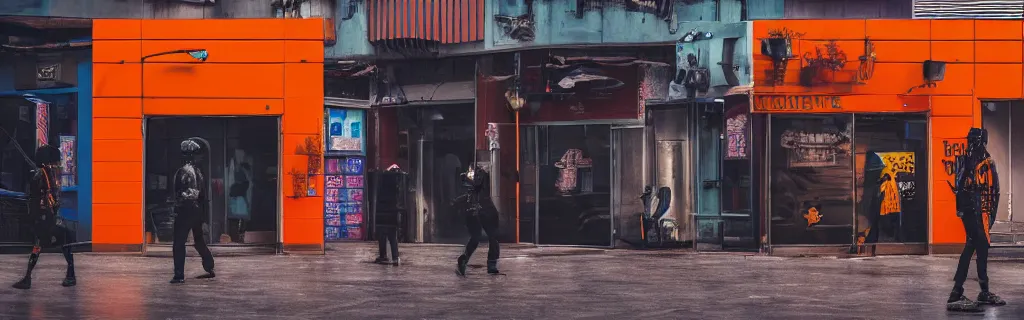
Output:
[452, 164, 500, 276]
[170, 138, 215, 284]
[946, 128, 1006, 312]
[12, 145, 79, 289]
[374, 165, 405, 265]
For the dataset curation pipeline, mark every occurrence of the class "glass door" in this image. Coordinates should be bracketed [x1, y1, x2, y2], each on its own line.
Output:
[768, 114, 855, 246]
[981, 101, 1024, 245]
[143, 117, 280, 254]
[696, 103, 725, 250]
[536, 124, 612, 246]
[611, 127, 643, 248]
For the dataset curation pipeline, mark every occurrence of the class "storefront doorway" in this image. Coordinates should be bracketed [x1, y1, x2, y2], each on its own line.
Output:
[143, 117, 280, 253]
[525, 124, 613, 247]
[395, 104, 475, 244]
[767, 113, 928, 254]
[981, 101, 1024, 246]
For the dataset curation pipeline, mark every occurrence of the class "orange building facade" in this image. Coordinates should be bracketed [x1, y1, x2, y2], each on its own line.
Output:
[753, 19, 1024, 254]
[91, 19, 326, 253]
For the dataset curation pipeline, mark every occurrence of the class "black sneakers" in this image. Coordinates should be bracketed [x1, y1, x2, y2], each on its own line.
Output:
[947, 295, 981, 312]
[977, 291, 1007, 306]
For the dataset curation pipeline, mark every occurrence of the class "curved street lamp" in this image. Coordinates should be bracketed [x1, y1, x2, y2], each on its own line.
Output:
[138, 49, 208, 114]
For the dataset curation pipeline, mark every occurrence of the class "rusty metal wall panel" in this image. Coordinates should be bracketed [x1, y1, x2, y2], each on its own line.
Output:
[367, 0, 484, 43]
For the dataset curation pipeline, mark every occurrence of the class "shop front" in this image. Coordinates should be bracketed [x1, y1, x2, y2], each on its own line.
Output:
[752, 19, 1024, 254]
[754, 95, 930, 255]
[0, 16, 93, 249]
[91, 18, 326, 253]
[516, 52, 647, 248]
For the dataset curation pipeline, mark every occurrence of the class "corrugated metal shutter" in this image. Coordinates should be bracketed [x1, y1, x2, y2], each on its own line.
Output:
[367, 0, 484, 44]
[914, 0, 1024, 19]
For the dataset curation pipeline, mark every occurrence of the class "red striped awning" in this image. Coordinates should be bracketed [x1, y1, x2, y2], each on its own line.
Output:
[367, 0, 484, 44]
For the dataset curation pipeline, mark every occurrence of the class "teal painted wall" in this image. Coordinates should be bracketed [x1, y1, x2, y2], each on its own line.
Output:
[488, 0, 744, 49]
[325, 1, 375, 59]
[746, 0, 784, 19]
[325, 0, 753, 59]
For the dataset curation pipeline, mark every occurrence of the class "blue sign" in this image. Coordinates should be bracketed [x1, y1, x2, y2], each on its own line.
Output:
[327, 108, 364, 153]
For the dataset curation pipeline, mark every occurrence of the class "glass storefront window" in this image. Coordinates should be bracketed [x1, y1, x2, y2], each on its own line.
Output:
[768, 113, 929, 247]
[536, 124, 612, 246]
[769, 115, 854, 245]
[853, 115, 928, 245]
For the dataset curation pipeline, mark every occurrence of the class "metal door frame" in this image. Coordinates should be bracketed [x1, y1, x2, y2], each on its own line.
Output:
[141, 116, 283, 255]
[610, 125, 644, 248]
[529, 121, 638, 248]
[695, 101, 727, 251]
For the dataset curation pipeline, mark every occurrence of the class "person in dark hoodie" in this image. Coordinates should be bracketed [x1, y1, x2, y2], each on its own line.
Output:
[170, 138, 215, 284]
[946, 128, 1006, 312]
[12, 145, 79, 289]
[452, 163, 501, 276]
[374, 164, 406, 265]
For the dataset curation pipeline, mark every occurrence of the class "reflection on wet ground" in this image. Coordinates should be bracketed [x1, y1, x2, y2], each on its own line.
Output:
[1, 243, 1022, 319]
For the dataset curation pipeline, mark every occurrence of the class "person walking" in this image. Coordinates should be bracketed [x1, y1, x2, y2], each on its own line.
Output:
[12, 145, 80, 289]
[452, 164, 500, 276]
[946, 128, 1006, 312]
[170, 138, 215, 284]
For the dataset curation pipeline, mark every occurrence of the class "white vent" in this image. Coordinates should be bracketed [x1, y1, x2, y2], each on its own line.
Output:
[914, 0, 1024, 19]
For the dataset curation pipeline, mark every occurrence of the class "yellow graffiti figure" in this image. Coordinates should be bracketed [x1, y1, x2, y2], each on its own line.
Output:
[804, 207, 822, 227]
[879, 168, 902, 216]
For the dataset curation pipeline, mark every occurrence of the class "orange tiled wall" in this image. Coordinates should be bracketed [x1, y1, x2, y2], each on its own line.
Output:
[91, 19, 325, 252]
[753, 19, 1024, 246]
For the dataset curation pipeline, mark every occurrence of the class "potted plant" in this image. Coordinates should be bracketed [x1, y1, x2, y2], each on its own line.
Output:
[800, 40, 847, 87]
[762, 27, 803, 61]
[762, 28, 804, 85]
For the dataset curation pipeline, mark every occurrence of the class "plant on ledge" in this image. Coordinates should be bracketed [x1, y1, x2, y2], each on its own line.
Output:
[800, 40, 848, 87]
[761, 27, 805, 85]
[289, 132, 324, 198]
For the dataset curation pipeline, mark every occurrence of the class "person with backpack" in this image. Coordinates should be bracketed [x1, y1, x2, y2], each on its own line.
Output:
[12, 145, 80, 289]
[946, 128, 1006, 312]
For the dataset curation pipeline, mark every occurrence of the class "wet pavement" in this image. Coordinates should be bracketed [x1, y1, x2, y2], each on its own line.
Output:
[1, 243, 1023, 319]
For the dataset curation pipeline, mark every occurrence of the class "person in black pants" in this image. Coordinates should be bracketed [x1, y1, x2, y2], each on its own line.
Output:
[453, 164, 500, 276]
[947, 128, 1006, 312]
[375, 226, 400, 265]
[12, 145, 81, 289]
[374, 166, 405, 265]
[170, 138, 215, 284]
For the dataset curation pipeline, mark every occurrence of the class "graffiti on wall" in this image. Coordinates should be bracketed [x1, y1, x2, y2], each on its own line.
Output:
[942, 139, 967, 177]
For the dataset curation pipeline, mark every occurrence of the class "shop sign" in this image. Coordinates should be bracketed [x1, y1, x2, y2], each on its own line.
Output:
[752, 95, 841, 112]
[36, 63, 60, 82]
[59, 136, 76, 187]
[327, 108, 364, 153]
[36, 102, 49, 148]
